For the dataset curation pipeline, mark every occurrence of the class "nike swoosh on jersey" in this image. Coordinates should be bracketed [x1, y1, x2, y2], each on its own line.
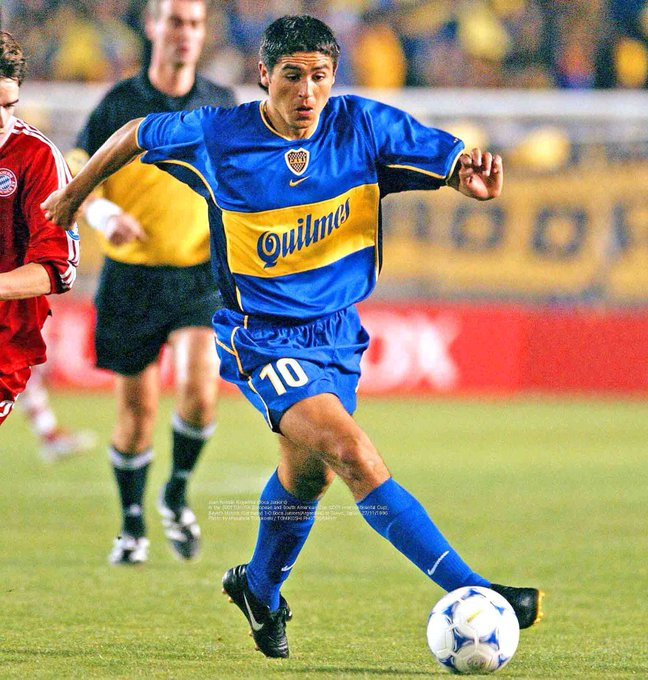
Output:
[289, 176, 310, 187]
[243, 593, 264, 631]
[280, 561, 296, 572]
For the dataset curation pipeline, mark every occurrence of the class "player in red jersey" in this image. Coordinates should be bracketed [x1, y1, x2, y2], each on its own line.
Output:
[0, 31, 79, 426]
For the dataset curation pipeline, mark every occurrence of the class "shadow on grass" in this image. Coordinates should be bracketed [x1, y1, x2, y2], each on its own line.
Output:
[1, 647, 208, 662]
[271, 667, 430, 676]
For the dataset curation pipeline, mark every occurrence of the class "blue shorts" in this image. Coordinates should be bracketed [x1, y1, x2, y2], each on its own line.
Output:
[212, 306, 370, 432]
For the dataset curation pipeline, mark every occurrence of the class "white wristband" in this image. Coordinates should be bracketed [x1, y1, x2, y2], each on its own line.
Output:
[85, 198, 123, 234]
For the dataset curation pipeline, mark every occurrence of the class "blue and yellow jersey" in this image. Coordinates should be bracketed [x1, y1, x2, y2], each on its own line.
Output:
[137, 95, 463, 318]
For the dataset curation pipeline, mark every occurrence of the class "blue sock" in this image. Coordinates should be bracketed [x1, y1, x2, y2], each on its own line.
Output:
[357, 478, 489, 592]
[246, 470, 318, 610]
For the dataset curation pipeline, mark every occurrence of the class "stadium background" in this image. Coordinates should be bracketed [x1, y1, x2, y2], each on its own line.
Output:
[5, 0, 648, 395]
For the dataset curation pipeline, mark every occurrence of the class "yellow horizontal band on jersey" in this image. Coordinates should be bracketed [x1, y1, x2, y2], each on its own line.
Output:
[223, 183, 380, 278]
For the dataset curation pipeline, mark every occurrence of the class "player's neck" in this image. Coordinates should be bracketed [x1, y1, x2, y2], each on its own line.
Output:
[148, 62, 196, 98]
[0, 116, 15, 147]
[263, 102, 316, 141]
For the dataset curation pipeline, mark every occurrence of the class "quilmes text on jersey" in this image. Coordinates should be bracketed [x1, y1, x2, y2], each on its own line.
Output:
[256, 198, 351, 269]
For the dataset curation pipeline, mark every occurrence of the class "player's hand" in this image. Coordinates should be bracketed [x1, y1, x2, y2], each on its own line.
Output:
[454, 148, 503, 200]
[104, 213, 147, 246]
[41, 188, 80, 228]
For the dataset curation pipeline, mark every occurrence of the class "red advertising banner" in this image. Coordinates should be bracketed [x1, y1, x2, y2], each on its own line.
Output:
[523, 311, 648, 394]
[358, 303, 525, 394]
[41, 298, 648, 396]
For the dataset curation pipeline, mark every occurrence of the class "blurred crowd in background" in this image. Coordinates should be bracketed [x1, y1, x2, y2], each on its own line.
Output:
[3, 0, 646, 305]
[3, 0, 648, 89]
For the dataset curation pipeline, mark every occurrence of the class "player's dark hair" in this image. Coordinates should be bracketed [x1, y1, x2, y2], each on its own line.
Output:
[259, 15, 340, 91]
[0, 31, 26, 85]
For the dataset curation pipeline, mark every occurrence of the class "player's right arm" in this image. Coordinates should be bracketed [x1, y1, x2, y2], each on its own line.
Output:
[42, 118, 144, 229]
[446, 148, 503, 201]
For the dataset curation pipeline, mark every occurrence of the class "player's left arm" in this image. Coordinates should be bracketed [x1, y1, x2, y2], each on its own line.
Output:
[0, 263, 51, 300]
[446, 148, 503, 201]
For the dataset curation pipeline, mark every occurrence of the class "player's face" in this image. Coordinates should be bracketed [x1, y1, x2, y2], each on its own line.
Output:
[260, 52, 336, 139]
[146, 0, 206, 68]
[0, 78, 19, 136]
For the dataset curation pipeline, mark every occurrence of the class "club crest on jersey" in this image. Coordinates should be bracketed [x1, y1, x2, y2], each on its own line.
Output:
[285, 148, 309, 176]
[0, 169, 17, 197]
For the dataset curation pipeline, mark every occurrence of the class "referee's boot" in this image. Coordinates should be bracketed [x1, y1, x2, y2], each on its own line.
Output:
[222, 564, 292, 658]
[157, 491, 201, 561]
[490, 583, 544, 629]
[108, 534, 149, 565]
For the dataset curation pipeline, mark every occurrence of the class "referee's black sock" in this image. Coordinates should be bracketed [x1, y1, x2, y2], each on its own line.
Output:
[109, 446, 152, 539]
[164, 413, 215, 512]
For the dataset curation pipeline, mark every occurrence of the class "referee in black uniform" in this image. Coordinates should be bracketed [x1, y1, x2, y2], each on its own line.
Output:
[71, 0, 235, 565]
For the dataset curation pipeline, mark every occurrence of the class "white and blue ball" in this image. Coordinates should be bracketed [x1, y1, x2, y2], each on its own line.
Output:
[426, 586, 520, 674]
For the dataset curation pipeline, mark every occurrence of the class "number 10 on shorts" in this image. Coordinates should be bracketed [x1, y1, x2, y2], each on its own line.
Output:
[259, 358, 309, 395]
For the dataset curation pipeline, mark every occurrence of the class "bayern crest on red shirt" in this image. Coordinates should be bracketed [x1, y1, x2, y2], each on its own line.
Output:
[0, 168, 17, 197]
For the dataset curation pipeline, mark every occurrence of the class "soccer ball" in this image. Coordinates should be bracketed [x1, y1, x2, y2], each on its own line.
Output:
[426, 586, 520, 674]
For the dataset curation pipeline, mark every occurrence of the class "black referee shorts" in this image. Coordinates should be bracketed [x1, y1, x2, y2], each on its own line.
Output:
[94, 258, 222, 376]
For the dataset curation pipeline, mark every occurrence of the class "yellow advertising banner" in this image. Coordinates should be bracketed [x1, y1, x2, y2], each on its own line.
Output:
[380, 163, 648, 303]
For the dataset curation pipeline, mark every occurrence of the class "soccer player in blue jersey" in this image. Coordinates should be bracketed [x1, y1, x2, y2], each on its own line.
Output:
[43, 14, 543, 659]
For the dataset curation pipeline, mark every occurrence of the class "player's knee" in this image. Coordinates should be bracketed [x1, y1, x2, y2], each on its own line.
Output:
[177, 384, 216, 426]
[116, 398, 156, 449]
[179, 400, 215, 428]
[114, 419, 154, 452]
[121, 395, 156, 425]
[326, 431, 383, 481]
[291, 467, 335, 500]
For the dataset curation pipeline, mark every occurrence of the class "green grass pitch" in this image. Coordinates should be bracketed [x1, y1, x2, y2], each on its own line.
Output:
[1, 392, 647, 679]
